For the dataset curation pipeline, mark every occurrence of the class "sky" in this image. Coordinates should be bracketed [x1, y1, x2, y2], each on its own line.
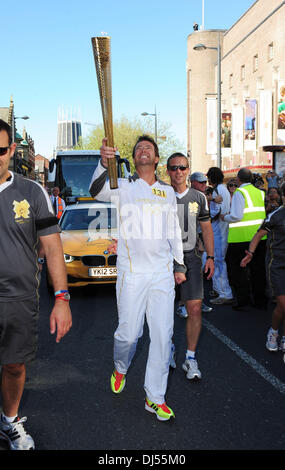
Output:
[1, 0, 255, 159]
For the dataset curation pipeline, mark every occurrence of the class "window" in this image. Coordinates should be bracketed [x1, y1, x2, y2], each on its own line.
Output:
[240, 65, 245, 81]
[229, 73, 233, 88]
[268, 42, 274, 61]
[253, 54, 258, 72]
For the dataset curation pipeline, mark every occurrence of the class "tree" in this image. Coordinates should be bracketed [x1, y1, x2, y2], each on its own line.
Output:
[75, 115, 185, 175]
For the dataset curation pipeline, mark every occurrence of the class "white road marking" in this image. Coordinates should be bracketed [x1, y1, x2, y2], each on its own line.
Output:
[203, 318, 285, 395]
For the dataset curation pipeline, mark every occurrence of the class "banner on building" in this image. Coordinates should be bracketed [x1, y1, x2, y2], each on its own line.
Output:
[259, 90, 272, 147]
[277, 80, 285, 143]
[221, 113, 231, 157]
[275, 152, 285, 177]
[232, 106, 243, 155]
[221, 113, 231, 148]
[244, 99, 257, 151]
[206, 97, 217, 155]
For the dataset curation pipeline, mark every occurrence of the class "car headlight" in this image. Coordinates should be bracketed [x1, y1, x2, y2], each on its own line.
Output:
[64, 254, 75, 263]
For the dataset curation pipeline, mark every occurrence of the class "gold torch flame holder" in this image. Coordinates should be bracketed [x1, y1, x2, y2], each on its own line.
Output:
[91, 36, 118, 189]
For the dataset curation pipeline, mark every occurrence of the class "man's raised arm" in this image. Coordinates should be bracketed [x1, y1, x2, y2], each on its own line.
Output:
[89, 138, 119, 201]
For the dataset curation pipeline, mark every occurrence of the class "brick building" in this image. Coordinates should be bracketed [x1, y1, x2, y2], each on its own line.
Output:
[35, 154, 49, 186]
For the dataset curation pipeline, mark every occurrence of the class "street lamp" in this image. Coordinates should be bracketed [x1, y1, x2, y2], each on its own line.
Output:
[194, 38, 222, 169]
[141, 107, 158, 143]
[15, 115, 29, 120]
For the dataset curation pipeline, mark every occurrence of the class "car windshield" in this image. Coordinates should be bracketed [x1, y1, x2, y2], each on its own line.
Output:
[60, 207, 117, 231]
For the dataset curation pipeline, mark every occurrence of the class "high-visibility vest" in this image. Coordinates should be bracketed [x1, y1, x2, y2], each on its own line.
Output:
[228, 185, 266, 243]
[56, 197, 64, 219]
[51, 196, 64, 219]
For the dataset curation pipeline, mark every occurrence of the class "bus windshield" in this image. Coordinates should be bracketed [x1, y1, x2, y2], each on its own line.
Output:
[60, 155, 100, 198]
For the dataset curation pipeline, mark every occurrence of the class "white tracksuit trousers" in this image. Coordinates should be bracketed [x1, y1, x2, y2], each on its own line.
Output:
[114, 270, 175, 404]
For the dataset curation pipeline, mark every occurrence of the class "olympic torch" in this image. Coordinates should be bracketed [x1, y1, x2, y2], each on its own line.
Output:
[91, 36, 118, 189]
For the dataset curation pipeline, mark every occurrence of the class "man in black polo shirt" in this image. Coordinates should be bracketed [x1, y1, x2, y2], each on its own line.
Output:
[0, 119, 72, 450]
[167, 153, 214, 380]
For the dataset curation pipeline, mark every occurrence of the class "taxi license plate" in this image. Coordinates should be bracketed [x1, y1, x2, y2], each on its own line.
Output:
[88, 267, 117, 277]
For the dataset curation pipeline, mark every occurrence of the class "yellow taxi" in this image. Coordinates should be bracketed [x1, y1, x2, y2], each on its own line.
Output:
[55, 202, 117, 287]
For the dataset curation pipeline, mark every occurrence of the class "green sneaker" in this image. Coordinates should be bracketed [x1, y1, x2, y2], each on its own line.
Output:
[145, 397, 175, 421]
[110, 370, 126, 394]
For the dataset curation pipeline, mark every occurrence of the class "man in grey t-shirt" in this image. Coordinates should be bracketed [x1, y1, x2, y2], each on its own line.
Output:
[0, 119, 72, 450]
[167, 153, 214, 381]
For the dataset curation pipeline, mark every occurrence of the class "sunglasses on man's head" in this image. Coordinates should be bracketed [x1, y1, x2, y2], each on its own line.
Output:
[168, 165, 189, 171]
[0, 146, 10, 156]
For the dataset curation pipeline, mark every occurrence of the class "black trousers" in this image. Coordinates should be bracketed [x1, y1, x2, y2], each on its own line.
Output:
[225, 240, 267, 307]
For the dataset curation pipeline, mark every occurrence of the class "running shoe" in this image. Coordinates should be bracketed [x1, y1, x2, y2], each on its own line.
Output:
[110, 369, 126, 393]
[202, 302, 213, 312]
[182, 358, 202, 380]
[176, 305, 188, 318]
[266, 328, 279, 352]
[169, 343, 176, 369]
[279, 336, 285, 353]
[0, 415, 35, 450]
[145, 398, 175, 421]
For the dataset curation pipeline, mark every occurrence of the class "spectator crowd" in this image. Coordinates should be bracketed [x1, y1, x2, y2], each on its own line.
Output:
[186, 165, 285, 362]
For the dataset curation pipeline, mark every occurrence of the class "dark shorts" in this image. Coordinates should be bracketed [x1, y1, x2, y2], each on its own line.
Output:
[0, 298, 39, 365]
[179, 249, 204, 302]
[267, 252, 285, 297]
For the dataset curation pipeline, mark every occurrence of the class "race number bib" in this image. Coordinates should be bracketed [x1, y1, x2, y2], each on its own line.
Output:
[152, 188, 166, 198]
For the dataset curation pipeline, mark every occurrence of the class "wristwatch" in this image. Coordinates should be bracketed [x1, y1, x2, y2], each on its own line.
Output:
[54, 290, 70, 301]
[207, 255, 215, 261]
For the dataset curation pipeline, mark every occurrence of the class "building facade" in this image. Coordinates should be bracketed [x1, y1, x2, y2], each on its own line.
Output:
[0, 97, 35, 178]
[35, 154, 49, 186]
[186, 0, 285, 177]
[57, 120, 82, 151]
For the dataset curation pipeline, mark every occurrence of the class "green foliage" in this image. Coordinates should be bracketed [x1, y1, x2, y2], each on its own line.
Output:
[74, 115, 185, 174]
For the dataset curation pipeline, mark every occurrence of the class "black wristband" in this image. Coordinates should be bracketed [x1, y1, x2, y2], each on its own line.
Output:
[207, 256, 215, 260]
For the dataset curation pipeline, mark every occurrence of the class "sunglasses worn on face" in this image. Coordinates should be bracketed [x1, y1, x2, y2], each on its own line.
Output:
[229, 183, 237, 188]
[168, 165, 189, 171]
[0, 146, 10, 156]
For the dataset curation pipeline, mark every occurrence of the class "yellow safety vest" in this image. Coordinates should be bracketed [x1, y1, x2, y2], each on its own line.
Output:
[228, 185, 266, 243]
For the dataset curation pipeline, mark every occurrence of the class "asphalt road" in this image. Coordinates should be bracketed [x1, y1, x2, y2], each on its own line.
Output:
[0, 271, 284, 455]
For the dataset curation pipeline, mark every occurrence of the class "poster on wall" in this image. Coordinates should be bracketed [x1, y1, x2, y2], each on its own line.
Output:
[206, 97, 217, 155]
[245, 99, 257, 151]
[232, 106, 243, 155]
[259, 90, 272, 147]
[221, 113, 231, 158]
[274, 152, 285, 177]
[277, 80, 285, 143]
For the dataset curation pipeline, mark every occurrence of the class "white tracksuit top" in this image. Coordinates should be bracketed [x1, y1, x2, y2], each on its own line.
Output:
[90, 161, 185, 274]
